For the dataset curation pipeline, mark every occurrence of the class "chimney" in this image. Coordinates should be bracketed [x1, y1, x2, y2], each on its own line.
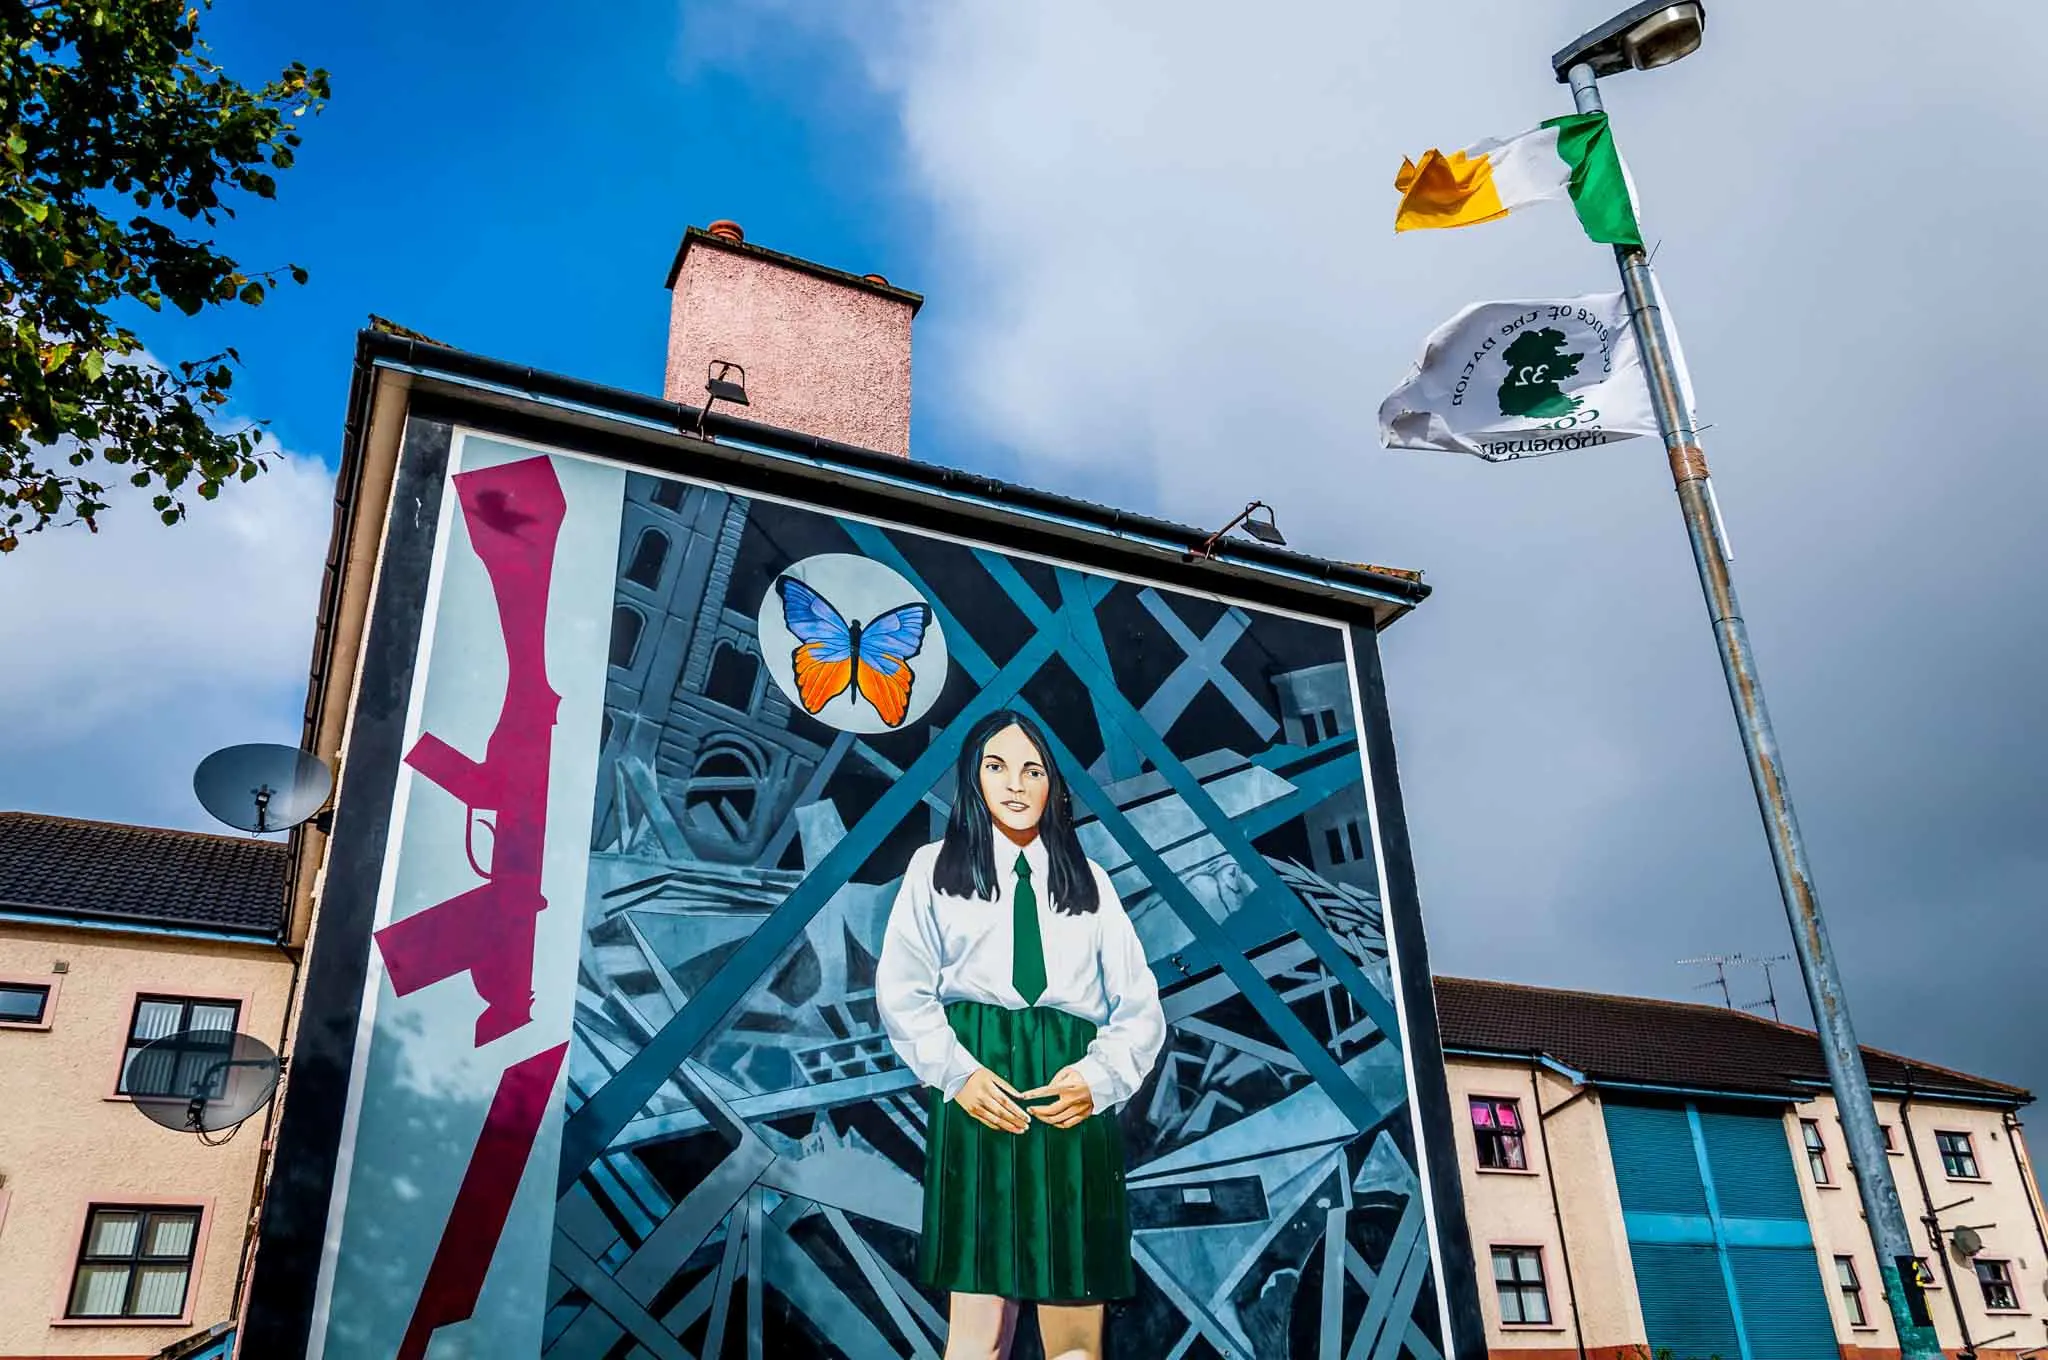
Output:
[663, 221, 921, 456]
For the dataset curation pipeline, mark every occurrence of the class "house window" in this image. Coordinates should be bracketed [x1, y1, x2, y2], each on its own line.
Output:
[67, 1206, 201, 1319]
[649, 478, 686, 510]
[1834, 1256, 1868, 1326]
[1471, 1097, 1528, 1170]
[1802, 1119, 1831, 1184]
[0, 982, 50, 1025]
[118, 996, 239, 1098]
[609, 605, 645, 669]
[1318, 709, 1340, 740]
[1936, 1130, 1980, 1179]
[1491, 1247, 1551, 1324]
[1976, 1258, 2020, 1310]
[624, 527, 670, 590]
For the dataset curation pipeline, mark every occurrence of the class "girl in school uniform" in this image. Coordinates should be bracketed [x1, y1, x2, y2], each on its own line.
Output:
[877, 709, 1167, 1360]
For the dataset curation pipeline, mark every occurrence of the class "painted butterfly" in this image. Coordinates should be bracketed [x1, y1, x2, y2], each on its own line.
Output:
[774, 575, 933, 728]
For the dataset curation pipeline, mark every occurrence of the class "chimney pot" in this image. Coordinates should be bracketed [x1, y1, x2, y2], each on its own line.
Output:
[705, 220, 745, 244]
[863, 273, 889, 287]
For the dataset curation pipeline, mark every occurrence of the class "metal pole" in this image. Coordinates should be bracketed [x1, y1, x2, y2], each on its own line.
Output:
[1567, 63, 1943, 1360]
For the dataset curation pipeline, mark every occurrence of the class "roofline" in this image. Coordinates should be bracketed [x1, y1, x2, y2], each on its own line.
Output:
[0, 905, 281, 948]
[662, 225, 926, 312]
[350, 330, 1433, 621]
[1443, 1020, 2032, 1110]
[0, 809, 288, 852]
[1788, 1076, 2032, 1109]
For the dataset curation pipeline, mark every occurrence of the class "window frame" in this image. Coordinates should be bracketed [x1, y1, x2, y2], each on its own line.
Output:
[62, 1204, 204, 1323]
[111, 994, 242, 1101]
[1469, 1096, 1531, 1173]
[0, 975, 57, 1029]
[1489, 1245, 1555, 1327]
[1974, 1257, 2021, 1311]
[1935, 1129, 1982, 1180]
[1833, 1255, 1870, 1328]
[1801, 1118, 1832, 1185]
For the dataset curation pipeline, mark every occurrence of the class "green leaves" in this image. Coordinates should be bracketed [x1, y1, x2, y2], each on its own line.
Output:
[0, 1, 329, 549]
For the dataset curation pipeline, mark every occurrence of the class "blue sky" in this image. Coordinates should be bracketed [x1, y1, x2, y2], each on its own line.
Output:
[153, 0, 954, 471]
[7, 0, 2047, 1104]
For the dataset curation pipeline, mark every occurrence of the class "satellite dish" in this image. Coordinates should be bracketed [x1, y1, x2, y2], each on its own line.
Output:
[1951, 1225, 1984, 1258]
[194, 743, 331, 834]
[123, 1029, 281, 1136]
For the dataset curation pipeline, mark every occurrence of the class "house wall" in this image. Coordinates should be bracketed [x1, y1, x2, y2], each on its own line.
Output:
[1794, 1092, 2048, 1360]
[1448, 1056, 1648, 1359]
[1449, 1056, 2048, 1360]
[0, 922, 288, 1360]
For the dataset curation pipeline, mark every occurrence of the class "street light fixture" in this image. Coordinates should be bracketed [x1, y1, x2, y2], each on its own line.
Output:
[1556, 8, 1940, 1358]
[1552, 1, 1706, 81]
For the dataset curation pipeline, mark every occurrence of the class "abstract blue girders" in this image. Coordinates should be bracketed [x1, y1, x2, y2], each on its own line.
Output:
[545, 486, 1445, 1358]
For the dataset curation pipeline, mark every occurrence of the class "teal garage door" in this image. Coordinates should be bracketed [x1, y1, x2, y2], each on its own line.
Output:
[1604, 1101, 1840, 1360]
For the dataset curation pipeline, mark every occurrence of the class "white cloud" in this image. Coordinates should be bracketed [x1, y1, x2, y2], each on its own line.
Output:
[0, 443, 335, 828]
[724, 0, 2048, 1093]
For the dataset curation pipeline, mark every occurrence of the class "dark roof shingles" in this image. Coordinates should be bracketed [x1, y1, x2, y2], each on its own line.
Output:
[0, 812, 288, 937]
[1434, 975, 2029, 1105]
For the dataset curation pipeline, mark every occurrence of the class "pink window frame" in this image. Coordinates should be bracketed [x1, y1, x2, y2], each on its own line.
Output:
[47, 1195, 215, 1328]
[1468, 1093, 1535, 1174]
[0, 971, 62, 1031]
[103, 987, 253, 1103]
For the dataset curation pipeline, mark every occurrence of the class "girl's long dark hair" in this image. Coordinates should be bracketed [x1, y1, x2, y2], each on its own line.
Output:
[932, 708, 1100, 915]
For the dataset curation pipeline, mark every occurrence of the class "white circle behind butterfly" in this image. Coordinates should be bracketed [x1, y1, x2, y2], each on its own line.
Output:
[755, 553, 950, 735]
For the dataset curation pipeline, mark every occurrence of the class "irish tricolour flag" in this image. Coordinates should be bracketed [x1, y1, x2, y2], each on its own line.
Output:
[1394, 112, 1641, 246]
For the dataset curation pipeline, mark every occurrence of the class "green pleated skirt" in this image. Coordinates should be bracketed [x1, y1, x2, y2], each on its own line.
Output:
[919, 1000, 1134, 1302]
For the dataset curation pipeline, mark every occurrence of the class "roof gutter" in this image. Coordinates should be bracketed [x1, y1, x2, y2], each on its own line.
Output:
[0, 906, 277, 947]
[1441, 1046, 1589, 1087]
[1788, 1076, 2026, 1110]
[1585, 1078, 1805, 1105]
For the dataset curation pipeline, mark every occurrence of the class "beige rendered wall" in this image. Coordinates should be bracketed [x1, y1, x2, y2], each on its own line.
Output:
[0, 923, 289, 1359]
[1446, 1056, 1648, 1360]
[1795, 1092, 2048, 1360]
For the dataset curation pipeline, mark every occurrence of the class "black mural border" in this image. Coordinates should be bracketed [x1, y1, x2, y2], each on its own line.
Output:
[240, 417, 454, 1356]
[1351, 621, 1489, 1359]
[245, 379, 1486, 1353]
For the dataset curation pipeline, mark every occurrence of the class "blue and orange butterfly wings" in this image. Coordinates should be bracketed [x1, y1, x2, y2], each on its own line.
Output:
[775, 575, 933, 728]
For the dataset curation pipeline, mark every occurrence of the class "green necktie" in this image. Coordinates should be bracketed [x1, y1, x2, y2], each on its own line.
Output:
[1012, 851, 1047, 1006]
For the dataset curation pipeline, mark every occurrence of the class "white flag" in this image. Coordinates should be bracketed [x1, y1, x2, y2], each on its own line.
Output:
[1377, 292, 1657, 461]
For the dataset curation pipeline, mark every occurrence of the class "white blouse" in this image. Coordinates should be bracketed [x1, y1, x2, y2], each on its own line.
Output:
[876, 833, 1167, 1113]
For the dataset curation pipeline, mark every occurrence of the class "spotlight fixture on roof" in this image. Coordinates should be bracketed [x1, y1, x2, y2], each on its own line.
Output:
[1190, 501, 1286, 561]
[1552, 1, 1705, 82]
[693, 359, 750, 436]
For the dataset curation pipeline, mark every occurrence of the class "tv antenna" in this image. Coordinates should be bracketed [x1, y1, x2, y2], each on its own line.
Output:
[194, 743, 333, 835]
[1677, 954, 1736, 1009]
[122, 1029, 283, 1146]
[1736, 953, 1794, 1022]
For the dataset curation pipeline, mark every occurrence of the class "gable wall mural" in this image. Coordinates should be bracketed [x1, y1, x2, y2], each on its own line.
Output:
[272, 426, 1474, 1360]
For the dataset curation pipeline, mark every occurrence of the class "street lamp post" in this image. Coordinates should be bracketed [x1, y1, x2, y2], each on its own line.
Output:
[1555, 6, 1943, 1356]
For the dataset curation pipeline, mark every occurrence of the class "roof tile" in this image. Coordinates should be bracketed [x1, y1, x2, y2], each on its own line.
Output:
[1435, 975, 2029, 1105]
[0, 811, 287, 937]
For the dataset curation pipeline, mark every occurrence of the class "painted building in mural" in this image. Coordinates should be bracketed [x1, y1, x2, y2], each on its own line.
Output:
[0, 813, 287, 1360]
